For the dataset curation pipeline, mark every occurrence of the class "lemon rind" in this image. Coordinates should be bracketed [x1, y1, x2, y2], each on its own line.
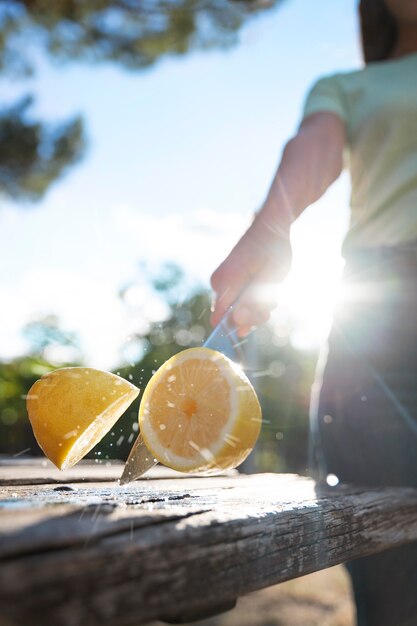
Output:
[139, 347, 261, 472]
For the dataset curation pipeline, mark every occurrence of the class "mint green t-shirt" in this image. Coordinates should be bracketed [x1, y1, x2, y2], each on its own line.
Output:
[302, 52, 417, 254]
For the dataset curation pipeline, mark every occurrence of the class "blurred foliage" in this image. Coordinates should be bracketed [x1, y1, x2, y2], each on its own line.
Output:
[0, 357, 60, 457]
[0, 0, 280, 202]
[0, 312, 83, 456]
[0, 96, 84, 201]
[23, 313, 83, 362]
[0, 265, 318, 475]
[245, 324, 317, 474]
[1, 0, 279, 75]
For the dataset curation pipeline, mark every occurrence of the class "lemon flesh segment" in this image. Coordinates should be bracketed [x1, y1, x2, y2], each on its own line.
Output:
[26, 367, 139, 470]
[139, 347, 262, 473]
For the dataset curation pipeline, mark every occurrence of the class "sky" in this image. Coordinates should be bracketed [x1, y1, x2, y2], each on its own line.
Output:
[0, 0, 361, 369]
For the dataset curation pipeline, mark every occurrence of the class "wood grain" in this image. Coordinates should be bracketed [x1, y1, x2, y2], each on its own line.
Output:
[1, 461, 417, 626]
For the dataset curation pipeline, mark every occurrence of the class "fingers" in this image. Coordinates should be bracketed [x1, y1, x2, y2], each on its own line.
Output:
[230, 266, 280, 336]
[210, 225, 270, 326]
[210, 260, 252, 327]
[210, 218, 292, 333]
[211, 263, 281, 336]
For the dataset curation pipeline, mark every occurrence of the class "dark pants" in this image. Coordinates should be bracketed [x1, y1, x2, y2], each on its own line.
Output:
[310, 246, 417, 626]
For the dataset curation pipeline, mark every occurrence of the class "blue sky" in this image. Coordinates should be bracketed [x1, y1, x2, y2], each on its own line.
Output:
[0, 0, 361, 368]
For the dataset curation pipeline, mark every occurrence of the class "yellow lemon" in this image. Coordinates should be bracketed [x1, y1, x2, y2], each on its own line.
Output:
[139, 347, 262, 473]
[27, 367, 139, 470]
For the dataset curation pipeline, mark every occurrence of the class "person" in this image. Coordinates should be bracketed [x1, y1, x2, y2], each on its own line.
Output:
[209, 1, 417, 625]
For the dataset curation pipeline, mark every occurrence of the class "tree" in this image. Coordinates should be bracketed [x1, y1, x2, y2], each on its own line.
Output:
[0, 0, 280, 202]
[22, 313, 82, 362]
[1, 1, 279, 74]
[0, 96, 84, 201]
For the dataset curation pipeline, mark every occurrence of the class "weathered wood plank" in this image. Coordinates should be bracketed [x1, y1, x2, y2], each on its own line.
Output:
[1, 463, 417, 626]
[0, 458, 223, 485]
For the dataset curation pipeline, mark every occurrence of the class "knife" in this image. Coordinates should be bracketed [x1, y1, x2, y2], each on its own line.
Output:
[119, 303, 245, 485]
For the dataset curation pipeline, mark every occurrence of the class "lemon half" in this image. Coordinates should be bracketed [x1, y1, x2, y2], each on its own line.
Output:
[139, 347, 262, 473]
[27, 367, 139, 470]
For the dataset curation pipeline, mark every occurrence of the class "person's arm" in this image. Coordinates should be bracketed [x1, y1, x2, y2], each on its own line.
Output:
[210, 112, 345, 336]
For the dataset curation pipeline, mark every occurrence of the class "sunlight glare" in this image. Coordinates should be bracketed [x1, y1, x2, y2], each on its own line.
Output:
[271, 232, 346, 350]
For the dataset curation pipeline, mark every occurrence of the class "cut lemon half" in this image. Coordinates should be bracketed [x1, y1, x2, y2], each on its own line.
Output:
[139, 347, 262, 473]
[27, 367, 139, 470]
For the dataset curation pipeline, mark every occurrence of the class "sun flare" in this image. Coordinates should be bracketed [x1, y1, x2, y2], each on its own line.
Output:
[270, 235, 346, 350]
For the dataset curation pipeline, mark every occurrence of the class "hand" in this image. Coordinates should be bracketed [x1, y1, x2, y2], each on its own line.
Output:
[209, 112, 344, 337]
[210, 215, 292, 336]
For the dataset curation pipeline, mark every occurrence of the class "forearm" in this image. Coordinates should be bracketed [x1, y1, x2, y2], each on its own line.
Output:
[210, 112, 345, 329]
[254, 113, 345, 241]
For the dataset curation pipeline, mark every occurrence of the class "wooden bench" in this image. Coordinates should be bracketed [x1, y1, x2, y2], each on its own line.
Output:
[1, 458, 417, 626]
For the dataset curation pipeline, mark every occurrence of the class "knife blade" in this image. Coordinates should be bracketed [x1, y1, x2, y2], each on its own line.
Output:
[119, 433, 156, 484]
[119, 303, 246, 484]
[203, 305, 245, 360]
